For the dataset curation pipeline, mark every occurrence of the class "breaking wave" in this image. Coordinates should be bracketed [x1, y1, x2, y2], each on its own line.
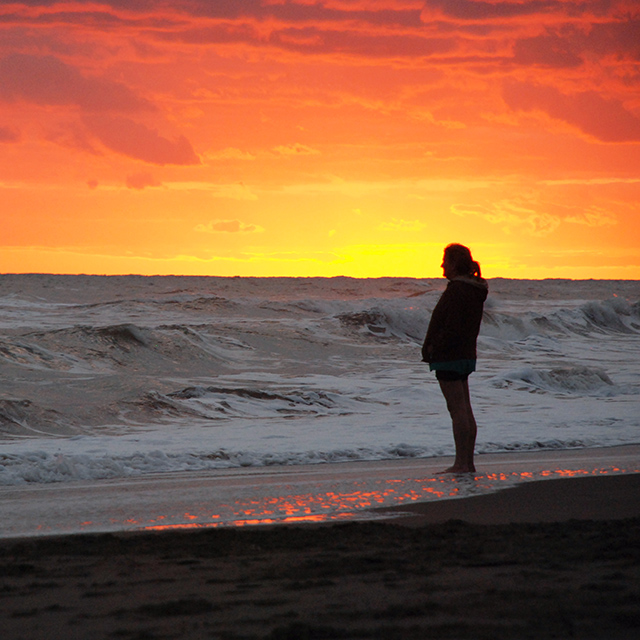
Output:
[0, 400, 80, 438]
[128, 386, 386, 422]
[482, 298, 640, 341]
[0, 437, 615, 486]
[491, 366, 638, 397]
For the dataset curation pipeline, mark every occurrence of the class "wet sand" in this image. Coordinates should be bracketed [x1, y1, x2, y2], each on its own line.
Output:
[1, 472, 639, 639]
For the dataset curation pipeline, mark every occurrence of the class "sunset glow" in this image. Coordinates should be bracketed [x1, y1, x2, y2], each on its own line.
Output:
[2, 1, 639, 278]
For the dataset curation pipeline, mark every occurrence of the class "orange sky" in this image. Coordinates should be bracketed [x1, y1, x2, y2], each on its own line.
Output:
[1, 0, 639, 278]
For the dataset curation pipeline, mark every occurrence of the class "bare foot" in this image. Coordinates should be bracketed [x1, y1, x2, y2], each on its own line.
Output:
[436, 465, 476, 474]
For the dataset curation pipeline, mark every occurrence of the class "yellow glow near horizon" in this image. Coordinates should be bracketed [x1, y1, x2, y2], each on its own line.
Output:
[1, 1, 639, 279]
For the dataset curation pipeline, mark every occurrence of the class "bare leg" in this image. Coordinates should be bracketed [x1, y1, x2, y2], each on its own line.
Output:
[437, 378, 477, 473]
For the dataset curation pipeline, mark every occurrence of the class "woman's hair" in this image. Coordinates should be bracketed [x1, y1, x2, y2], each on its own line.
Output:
[444, 243, 482, 278]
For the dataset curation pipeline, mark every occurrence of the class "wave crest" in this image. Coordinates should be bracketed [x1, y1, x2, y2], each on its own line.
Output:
[483, 297, 640, 341]
[491, 366, 637, 397]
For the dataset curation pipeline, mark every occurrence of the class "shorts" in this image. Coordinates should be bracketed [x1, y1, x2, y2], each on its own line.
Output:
[430, 359, 476, 382]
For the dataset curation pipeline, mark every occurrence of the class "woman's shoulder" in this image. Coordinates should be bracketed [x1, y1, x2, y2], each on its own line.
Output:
[448, 276, 488, 299]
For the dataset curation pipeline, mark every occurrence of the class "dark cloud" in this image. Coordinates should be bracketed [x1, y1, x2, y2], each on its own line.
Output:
[503, 80, 640, 142]
[0, 52, 199, 165]
[6, 0, 627, 29]
[0, 54, 154, 112]
[84, 115, 200, 165]
[0, 125, 20, 142]
[101, 0, 260, 19]
[270, 26, 454, 58]
[513, 33, 583, 68]
[4, 0, 423, 27]
[585, 17, 640, 61]
[511, 17, 640, 69]
[155, 22, 261, 46]
[423, 0, 551, 21]
[141, 5, 432, 58]
[422, 0, 612, 21]
[7, 1, 636, 68]
[0, 6, 187, 36]
[158, 21, 453, 58]
[45, 122, 100, 154]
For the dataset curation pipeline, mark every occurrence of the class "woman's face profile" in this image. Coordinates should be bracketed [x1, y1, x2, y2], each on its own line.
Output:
[441, 253, 456, 279]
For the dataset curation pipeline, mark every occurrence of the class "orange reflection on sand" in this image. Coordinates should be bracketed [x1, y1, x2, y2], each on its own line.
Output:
[484, 472, 511, 481]
[143, 511, 357, 532]
[126, 465, 639, 532]
[137, 477, 467, 531]
[554, 469, 589, 477]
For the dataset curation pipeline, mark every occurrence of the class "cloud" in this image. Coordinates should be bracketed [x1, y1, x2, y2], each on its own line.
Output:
[0, 53, 200, 163]
[90, 0, 424, 27]
[588, 16, 640, 61]
[195, 219, 263, 233]
[84, 115, 200, 165]
[0, 125, 20, 142]
[502, 80, 640, 142]
[5, 1, 428, 60]
[272, 143, 320, 156]
[452, 196, 618, 235]
[5, 1, 634, 72]
[564, 207, 617, 227]
[126, 172, 162, 190]
[513, 33, 584, 68]
[50, 2, 444, 60]
[421, 0, 605, 22]
[0, 54, 153, 112]
[511, 17, 640, 69]
[45, 121, 100, 154]
[452, 201, 561, 236]
[268, 26, 454, 58]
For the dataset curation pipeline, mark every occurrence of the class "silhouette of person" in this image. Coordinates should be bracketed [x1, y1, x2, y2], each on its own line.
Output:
[422, 244, 488, 473]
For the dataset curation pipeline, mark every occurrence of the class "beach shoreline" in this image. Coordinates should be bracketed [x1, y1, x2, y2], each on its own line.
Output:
[1, 454, 639, 639]
[2, 443, 639, 539]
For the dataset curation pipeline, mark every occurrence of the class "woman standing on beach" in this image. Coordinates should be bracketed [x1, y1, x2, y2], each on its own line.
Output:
[422, 244, 488, 473]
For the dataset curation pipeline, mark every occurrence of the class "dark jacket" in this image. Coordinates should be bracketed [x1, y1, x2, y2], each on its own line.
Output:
[422, 276, 488, 364]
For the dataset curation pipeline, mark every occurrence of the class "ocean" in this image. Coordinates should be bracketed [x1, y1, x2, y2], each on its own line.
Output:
[1, 274, 638, 492]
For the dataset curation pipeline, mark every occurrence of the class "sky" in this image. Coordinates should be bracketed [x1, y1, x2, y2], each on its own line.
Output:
[1, 0, 639, 279]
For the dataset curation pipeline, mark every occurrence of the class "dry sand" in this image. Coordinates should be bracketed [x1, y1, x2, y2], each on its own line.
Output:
[1, 473, 639, 640]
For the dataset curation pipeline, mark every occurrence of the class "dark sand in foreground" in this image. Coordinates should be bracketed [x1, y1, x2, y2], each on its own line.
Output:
[1, 473, 639, 640]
